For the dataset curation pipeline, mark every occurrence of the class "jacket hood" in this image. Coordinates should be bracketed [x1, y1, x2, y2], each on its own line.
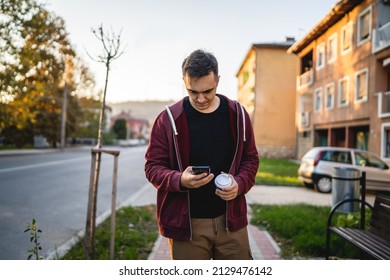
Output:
[166, 94, 245, 141]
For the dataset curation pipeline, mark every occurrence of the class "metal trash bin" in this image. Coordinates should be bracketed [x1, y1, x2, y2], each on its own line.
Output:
[332, 167, 360, 213]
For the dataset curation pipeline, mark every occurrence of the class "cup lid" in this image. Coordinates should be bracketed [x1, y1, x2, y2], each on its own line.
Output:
[215, 174, 232, 188]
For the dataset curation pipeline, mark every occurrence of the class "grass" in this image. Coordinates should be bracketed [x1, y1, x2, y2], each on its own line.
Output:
[0, 144, 34, 150]
[250, 204, 373, 259]
[60, 205, 158, 260]
[256, 157, 302, 186]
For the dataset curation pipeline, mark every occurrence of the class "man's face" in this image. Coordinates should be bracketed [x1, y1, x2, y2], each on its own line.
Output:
[183, 72, 219, 113]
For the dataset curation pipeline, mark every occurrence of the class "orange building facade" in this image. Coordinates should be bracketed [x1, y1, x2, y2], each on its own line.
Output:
[289, 0, 390, 160]
[237, 39, 298, 158]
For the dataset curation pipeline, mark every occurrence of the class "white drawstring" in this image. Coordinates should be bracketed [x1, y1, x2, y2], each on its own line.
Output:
[240, 104, 246, 142]
[165, 106, 178, 135]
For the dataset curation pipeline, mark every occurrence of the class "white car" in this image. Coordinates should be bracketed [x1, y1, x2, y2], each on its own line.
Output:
[298, 147, 390, 193]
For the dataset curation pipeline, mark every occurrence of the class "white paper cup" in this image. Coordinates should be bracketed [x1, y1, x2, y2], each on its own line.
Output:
[215, 174, 232, 189]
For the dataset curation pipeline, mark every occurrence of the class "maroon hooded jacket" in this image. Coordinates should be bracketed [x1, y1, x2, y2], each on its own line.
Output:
[145, 94, 259, 240]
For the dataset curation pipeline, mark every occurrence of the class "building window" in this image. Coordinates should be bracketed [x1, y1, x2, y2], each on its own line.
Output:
[242, 70, 249, 85]
[327, 33, 337, 63]
[301, 131, 311, 138]
[314, 87, 323, 112]
[341, 21, 353, 55]
[325, 82, 335, 110]
[357, 6, 372, 46]
[338, 76, 350, 107]
[316, 42, 325, 70]
[382, 123, 390, 158]
[387, 129, 390, 157]
[355, 68, 368, 103]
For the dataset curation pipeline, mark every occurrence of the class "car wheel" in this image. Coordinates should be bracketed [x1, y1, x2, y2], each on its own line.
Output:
[315, 176, 332, 193]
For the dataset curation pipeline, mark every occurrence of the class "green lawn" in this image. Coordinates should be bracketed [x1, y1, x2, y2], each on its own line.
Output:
[256, 158, 302, 186]
[251, 204, 373, 259]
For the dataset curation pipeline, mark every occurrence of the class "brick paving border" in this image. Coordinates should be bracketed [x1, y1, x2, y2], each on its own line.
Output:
[148, 224, 280, 260]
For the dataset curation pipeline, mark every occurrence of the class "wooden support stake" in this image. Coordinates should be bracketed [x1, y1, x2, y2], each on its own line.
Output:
[84, 148, 120, 260]
[110, 154, 119, 259]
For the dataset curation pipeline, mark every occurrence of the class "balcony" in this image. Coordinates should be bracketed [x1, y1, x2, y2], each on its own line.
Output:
[377, 91, 390, 118]
[296, 69, 313, 90]
[372, 22, 390, 54]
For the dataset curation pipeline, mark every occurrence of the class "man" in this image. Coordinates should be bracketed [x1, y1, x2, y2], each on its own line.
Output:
[145, 49, 259, 260]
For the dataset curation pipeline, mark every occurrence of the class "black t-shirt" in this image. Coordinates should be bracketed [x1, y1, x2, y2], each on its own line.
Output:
[184, 95, 234, 218]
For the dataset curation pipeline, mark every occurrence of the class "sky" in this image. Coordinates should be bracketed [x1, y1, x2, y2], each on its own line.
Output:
[38, 0, 338, 103]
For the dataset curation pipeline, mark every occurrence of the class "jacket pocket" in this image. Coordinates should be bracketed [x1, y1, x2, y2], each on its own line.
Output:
[158, 191, 190, 229]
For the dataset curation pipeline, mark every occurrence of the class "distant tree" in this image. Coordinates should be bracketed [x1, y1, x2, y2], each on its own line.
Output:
[70, 97, 102, 138]
[112, 119, 127, 140]
[0, 0, 98, 147]
[65, 57, 99, 140]
[0, 0, 39, 133]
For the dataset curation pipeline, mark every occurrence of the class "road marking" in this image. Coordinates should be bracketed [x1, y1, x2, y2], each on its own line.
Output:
[0, 157, 89, 174]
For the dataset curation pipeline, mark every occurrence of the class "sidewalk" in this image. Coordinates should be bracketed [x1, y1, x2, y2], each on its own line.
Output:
[129, 183, 375, 260]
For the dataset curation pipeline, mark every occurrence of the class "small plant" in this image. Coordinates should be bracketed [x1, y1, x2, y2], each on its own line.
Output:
[24, 218, 43, 260]
[335, 211, 371, 228]
[336, 213, 360, 228]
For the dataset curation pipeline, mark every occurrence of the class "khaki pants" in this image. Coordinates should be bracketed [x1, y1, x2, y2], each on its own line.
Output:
[168, 215, 252, 260]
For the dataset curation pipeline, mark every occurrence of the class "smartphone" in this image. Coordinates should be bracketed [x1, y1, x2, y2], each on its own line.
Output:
[192, 166, 211, 175]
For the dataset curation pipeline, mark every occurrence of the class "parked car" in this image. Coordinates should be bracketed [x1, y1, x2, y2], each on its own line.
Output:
[298, 147, 390, 193]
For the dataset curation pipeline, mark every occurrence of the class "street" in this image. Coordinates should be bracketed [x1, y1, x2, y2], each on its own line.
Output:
[0, 145, 149, 260]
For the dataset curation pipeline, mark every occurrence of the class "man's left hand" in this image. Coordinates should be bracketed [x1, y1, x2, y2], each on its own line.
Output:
[215, 176, 239, 201]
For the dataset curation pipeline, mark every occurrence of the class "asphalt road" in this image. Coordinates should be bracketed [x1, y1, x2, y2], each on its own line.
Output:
[0, 145, 148, 260]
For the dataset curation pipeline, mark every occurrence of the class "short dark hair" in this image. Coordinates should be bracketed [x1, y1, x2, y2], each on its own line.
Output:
[182, 49, 218, 78]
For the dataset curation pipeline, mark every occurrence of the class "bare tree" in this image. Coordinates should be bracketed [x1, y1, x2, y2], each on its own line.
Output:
[88, 24, 126, 147]
[84, 24, 125, 259]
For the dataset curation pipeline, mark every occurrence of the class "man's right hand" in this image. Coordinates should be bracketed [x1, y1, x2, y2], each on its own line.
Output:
[180, 166, 214, 189]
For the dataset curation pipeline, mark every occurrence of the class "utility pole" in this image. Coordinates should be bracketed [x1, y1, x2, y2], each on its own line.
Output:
[60, 84, 67, 151]
[60, 56, 73, 151]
